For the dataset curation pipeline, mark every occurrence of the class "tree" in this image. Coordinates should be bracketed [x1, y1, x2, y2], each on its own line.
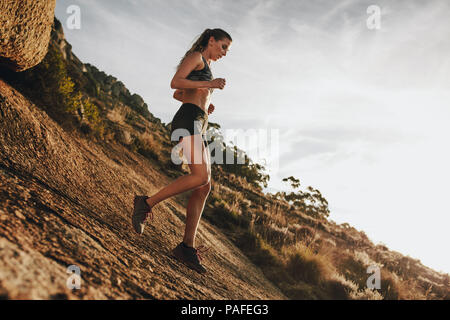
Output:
[279, 176, 330, 219]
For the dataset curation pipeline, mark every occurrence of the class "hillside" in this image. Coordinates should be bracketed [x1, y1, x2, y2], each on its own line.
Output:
[1, 14, 449, 300]
[0, 77, 286, 299]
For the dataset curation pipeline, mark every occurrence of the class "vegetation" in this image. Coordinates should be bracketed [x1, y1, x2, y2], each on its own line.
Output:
[207, 125, 270, 190]
[203, 175, 449, 300]
[275, 176, 330, 219]
[2, 42, 105, 139]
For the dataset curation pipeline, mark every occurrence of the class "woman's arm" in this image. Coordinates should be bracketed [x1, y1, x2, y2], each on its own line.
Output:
[170, 52, 212, 89]
[170, 52, 226, 90]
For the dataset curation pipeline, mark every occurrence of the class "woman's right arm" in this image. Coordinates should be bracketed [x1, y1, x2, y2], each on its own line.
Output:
[171, 52, 209, 89]
[170, 52, 225, 90]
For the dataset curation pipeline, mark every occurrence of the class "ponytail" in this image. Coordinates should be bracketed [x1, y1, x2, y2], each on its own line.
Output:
[176, 28, 232, 70]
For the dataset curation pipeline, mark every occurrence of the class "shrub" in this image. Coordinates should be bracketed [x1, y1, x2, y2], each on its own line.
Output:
[131, 136, 159, 161]
[283, 244, 332, 285]
[236, 229, 280, 268]
[281, 282, 319, 300]
[208, 130, 270, 190]
[337, 256, 369, 290]
[205, 198, 250, 230]
[2, 42, 104, 137]
[380, 270, 401, 300]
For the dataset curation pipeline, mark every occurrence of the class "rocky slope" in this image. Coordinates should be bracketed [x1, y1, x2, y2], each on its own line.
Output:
[0, 78, 285, 299]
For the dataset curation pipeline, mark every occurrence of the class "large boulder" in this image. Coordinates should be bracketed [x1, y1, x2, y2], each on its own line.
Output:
[0, 0, 56, 72]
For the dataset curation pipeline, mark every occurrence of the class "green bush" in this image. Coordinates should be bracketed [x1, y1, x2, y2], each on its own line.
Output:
[2, 42, 104, 137]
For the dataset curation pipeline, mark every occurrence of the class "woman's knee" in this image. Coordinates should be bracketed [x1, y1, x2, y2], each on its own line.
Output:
[203, 180, 211, 191]
[202, 175, 211, 187]
[192, 173, 210, 187]
[188, 162, 210, 187]
[196, 180, 211, 196]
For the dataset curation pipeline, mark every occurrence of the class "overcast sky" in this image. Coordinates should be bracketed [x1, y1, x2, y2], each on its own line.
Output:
[55, 0, 450, 274]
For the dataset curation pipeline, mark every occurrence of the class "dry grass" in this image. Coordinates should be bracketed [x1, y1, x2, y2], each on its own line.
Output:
[130, 131, 165, 162]
[206, 141, 449, 300]
[282, 242, 334, 285]
[106, 106, 127, 124]
[208, 186, 448, 300]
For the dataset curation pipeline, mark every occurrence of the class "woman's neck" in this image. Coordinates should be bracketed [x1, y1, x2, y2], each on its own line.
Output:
[201, 50, 212, 65]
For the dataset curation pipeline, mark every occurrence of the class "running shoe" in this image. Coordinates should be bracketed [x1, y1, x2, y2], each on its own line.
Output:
[132, 195, 153, 235]
[172, 242, 208, 274]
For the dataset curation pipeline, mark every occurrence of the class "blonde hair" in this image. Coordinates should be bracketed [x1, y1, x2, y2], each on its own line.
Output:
[176, 28, 232, 70]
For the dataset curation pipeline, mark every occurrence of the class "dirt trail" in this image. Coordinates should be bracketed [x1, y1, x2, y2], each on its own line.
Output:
[0, 79, 286, 299]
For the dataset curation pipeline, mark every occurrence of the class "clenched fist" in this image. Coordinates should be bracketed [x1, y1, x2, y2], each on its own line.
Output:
[209, 78, 226, 90]
[208, 103, 215, 115]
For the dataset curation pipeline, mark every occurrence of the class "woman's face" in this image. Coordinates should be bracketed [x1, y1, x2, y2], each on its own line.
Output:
[209, 37, 231, 61]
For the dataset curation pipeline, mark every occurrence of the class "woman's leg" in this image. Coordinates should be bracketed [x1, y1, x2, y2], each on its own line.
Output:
[146, 134, 209, 209]
[183, 142, 211, 247]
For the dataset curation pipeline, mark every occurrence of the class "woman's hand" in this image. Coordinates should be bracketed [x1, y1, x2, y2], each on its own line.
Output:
[209, 78, 226, 90]
[207, 103, 215, 115]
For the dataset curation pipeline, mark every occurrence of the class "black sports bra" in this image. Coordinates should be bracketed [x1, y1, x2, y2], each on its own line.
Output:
[186, 55, 213, 82]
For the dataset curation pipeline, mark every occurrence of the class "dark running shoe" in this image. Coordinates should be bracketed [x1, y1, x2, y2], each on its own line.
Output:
[172, 242, 209, 274]
[132, 195, 153, 235]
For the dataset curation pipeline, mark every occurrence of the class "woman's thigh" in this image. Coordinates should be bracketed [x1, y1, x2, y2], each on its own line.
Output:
[180, 135, 210, 182]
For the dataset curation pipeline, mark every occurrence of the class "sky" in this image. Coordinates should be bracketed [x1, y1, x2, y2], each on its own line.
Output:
[55, 0, 450, 274]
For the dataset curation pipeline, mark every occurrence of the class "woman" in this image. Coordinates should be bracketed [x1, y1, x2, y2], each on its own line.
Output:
[132, 28, 232, 274]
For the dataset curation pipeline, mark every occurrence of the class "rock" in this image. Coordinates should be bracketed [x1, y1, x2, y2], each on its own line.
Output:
[111, 81, 127, 98]
[0, 238, 78, 299]
[104, 75, 116, 86]
[0, 0, 56, 71]
[51, 18, 82, 66]
[0, 208, 6, 221]
[14, 209, 25, 220]
[130, 94, 145, 109]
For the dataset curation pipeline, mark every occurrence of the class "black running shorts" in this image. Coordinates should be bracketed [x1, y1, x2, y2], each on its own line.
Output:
[170, 103, 209, 148]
